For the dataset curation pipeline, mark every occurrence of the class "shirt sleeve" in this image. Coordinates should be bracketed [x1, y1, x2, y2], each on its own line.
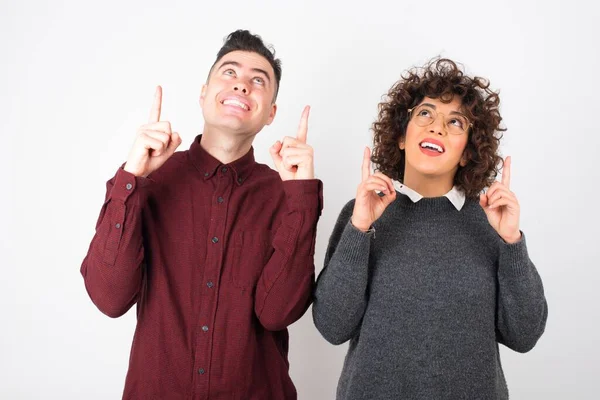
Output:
[80, 167, 152, 318]
[312, 199, 373, 345]
[496, 232, 548, 352]
[253, 179, 323, 331]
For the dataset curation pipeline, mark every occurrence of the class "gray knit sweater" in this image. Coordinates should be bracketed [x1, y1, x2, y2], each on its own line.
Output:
[312, 193, 547, 400]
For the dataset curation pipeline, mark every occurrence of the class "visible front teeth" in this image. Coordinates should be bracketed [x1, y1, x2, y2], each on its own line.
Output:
[223, 99, 249, 110]
[420, 142, 444, 153]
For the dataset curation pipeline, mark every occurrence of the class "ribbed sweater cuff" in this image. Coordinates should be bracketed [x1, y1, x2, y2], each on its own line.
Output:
[499, 231, 531, 277]
[336, 221, 373, 266]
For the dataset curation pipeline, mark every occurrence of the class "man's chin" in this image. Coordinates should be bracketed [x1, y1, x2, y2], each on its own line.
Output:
[210, 121, 262, 137]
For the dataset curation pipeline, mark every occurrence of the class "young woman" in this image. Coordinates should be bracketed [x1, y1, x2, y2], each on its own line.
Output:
[313, 58, 547, 399]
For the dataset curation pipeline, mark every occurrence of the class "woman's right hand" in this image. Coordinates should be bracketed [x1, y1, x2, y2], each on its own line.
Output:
[351, 147, 397, 232]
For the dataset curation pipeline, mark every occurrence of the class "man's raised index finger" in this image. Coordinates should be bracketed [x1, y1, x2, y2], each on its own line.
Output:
[149, 85, 162, 124]
[296, 105, 310, 143]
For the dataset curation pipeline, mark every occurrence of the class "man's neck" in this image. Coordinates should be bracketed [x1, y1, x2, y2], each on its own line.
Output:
[200, 129, 255, 164]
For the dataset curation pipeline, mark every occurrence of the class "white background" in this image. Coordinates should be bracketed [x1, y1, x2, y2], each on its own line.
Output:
[1, 0, 598, 398]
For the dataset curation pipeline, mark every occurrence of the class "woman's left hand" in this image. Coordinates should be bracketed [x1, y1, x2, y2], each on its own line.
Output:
[480, 156, 522, 244]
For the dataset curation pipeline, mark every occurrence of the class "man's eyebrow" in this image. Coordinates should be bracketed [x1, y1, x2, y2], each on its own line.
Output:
[216, 60, 272, 83]
[250, 67, 271, 83]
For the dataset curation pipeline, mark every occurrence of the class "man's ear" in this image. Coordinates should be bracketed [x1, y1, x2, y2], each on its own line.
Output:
[199, 84, 207, 107]
[265, 103, 277, 126]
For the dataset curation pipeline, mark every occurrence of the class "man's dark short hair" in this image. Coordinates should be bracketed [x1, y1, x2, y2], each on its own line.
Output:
[210, 29, 282, 101]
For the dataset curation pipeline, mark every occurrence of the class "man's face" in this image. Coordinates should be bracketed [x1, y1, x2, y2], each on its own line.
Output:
[200, 50, 277, 137]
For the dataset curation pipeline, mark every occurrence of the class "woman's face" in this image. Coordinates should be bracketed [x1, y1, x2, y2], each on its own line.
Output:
[400, 96, 470, 183]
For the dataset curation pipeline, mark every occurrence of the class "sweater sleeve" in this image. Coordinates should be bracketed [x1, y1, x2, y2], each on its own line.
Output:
[496, 232, 548, 353]
[312, 199, 373, 345]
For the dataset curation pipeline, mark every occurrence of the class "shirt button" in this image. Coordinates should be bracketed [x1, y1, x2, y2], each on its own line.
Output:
[115, 223, 121, 229]
[217, 197, 224, 203]
[221, 167, 228, 173]
[126, 183, 133, 190]
[207, 281, 214, 288]
[237, 177, 243, 184]
[202, 325, 209, 332]
[211, 237, 219, 244]
[198, 368, 205, 375]
[204, 172, 209, 177]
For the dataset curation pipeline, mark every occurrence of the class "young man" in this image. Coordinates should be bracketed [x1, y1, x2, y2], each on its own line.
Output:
[81, 30, 322, 399]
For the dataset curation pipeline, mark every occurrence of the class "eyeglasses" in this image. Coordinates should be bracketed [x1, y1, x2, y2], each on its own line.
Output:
[407, 104, 472, 135]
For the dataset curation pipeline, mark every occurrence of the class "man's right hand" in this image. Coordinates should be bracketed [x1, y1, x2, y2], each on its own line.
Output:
[124, 86, 182, 177]
[351, 147, 397, 232]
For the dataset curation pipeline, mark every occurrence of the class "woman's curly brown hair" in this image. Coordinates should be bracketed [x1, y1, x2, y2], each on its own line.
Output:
[371, 58, 505, 199]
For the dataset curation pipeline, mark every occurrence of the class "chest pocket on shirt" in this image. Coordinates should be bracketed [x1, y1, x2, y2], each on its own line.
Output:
[229, 230, 274, 290]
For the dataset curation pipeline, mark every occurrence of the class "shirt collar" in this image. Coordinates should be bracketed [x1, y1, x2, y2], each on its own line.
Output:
[188, 134, 256, 185]
[392, 181, 466, 211]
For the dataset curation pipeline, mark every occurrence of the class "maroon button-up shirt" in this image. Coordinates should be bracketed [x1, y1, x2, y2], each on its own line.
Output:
[81, 135, 323, 399]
